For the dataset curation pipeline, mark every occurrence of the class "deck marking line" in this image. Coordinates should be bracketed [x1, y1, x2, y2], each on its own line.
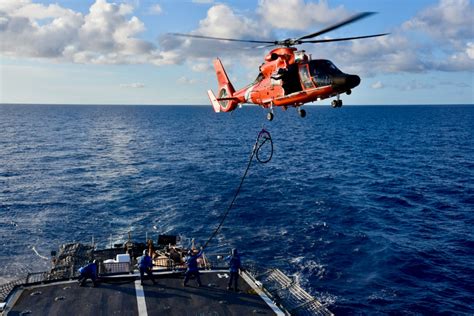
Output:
[134, 280, 148, 316]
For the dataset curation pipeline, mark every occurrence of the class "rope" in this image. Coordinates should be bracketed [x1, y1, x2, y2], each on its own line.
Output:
[203, 129, 273, 249]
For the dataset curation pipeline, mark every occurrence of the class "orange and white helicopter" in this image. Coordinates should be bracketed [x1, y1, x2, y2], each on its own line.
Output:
[173, 12, 387, 121]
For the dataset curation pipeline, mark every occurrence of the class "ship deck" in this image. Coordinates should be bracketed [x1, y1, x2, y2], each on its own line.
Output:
[5, 270, 283, 316]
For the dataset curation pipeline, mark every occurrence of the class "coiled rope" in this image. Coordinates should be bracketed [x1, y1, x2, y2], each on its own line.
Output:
[203, 129, 273, 249]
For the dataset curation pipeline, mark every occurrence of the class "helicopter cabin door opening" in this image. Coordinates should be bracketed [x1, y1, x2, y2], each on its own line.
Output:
[281, 64, 302, 95]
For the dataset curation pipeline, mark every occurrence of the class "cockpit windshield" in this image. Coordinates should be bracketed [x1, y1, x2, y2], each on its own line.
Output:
[308, 60, 342, 76]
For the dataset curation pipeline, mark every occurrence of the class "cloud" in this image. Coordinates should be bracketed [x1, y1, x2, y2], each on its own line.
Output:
[398, 0, 474, 72]
[371, 81, 384, 89]
[120, 82, 145, 88]
[149, 4, 162, 15]
[196, 4, 264, 39]
[162, 0, 472, 76]
[0, 0, 168, 64]
[158, 3, 268, 65]
[403, 0, 473, 42]
[314, 0, 474, 75]
[257, 0, 348, 30]
[467, 42, 474, 59]
[1, 0, 472, 76]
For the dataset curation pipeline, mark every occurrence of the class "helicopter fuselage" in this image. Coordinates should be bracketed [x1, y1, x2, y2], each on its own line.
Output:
[209, 47, 360, 118]
[231, 47, 360, 109]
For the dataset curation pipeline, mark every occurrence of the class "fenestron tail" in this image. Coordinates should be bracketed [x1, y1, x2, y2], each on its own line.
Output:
[209, 58, 238, 113]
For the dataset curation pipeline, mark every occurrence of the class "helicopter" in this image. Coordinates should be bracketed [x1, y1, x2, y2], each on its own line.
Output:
[172, 12, 388, 121]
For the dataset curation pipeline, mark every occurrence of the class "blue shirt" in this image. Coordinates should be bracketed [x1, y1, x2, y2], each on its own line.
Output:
[226, 255, 241, 273]
[79, 262, 97, 276]
[185, 250, 203, 272]
[139, 254, 153, 270]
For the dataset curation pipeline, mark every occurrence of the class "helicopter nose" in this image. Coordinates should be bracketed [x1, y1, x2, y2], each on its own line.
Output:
[332, 74, 360, 89]
[347, 75, 361, 88]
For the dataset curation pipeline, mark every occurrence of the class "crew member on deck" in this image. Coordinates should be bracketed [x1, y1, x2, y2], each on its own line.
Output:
[139, 249, 157, 285]
[226, 248, 241, 291]
[78, 260, 98, 287]
[183, 247, 203, 287]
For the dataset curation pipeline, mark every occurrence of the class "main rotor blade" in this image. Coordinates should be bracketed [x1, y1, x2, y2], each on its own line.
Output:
[301, 33, 389, 44]
[296, 12, 377, 41]
[169, 33, 276, 45]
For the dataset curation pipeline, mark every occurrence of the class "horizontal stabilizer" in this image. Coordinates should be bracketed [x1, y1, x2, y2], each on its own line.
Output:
[217, 97, 240, 101]
[207, 90, 221, 113]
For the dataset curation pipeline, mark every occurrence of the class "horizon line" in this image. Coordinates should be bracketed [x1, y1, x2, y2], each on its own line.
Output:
[1, 103, 473, 107]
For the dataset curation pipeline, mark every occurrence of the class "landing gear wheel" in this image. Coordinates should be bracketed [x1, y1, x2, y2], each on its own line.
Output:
[331, 100, 343, 108]
[298, 109, 306, 118]
[267, 112, 274, 121]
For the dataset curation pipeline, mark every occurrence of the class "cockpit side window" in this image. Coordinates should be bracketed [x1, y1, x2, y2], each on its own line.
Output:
[299, 64, 314, 89]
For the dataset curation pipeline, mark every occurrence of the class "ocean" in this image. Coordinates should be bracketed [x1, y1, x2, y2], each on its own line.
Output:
[0, 104, 473, 314]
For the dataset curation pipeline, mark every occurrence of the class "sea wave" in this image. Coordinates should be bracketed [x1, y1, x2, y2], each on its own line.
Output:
[0, 104, 473, 314]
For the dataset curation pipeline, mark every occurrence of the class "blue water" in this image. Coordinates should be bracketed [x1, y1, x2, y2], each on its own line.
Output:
[0, 104, 473, 314]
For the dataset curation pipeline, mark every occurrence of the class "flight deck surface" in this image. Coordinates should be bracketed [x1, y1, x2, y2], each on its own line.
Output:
[6, 271, 281, 316]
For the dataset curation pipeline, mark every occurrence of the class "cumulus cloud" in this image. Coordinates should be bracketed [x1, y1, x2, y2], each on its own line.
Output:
[0, 0, 168, 64]
[257, 0, 348, 30]
[310, 0, 474, 75]
[162, 0, 473, 76]
[196, 4, 265, 39]
[399, 0, 474, 72]
[1, 0, 472, 76]
[403, 0, 473, 42]
[158, 3, 268, 67]
[0, 0, 83, 58]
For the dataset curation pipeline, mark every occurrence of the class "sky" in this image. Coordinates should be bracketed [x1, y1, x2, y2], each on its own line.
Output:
[0, 0, 473, 105]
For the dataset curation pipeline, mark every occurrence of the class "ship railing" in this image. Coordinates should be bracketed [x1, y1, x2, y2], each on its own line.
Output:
[257, 268, 333, 316]
[0, 270, 77, 303]
[200, 253, 231, 270]
[96, 253, 231, 275]
[0, 277, 27, 302]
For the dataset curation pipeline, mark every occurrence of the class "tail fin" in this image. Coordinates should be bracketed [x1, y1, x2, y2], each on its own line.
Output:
[209, 58, 238, 113]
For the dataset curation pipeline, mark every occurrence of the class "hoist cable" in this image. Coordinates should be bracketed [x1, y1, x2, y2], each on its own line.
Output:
[203, 129, 273, 249]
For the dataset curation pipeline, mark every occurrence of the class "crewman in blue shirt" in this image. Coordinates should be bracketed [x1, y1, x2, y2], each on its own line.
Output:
[78, 260, 98, 287]
[183, 247, 203, 287]
[226, 248, 241, 291]
[139, 249, 157, 285]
